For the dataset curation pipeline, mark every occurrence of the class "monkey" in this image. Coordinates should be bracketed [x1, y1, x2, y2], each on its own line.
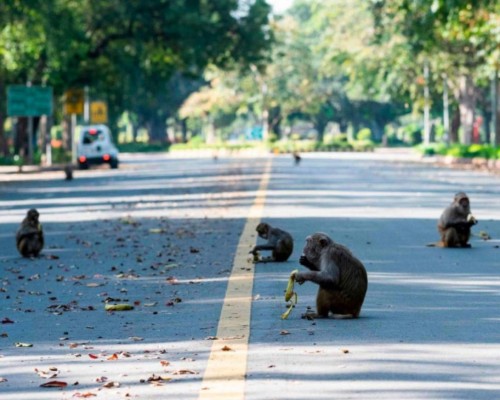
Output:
[249, 222, 294, 262]
[64, 165, 73, 180]
[16, 209, 44, 258]
[294, 233, 367, 318]
[292, 151, 301, 165]
[436, 192, 477, 248]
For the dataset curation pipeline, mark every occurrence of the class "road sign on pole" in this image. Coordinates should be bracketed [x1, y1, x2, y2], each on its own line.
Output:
[64, 89, 84, 115]
[90, 101, 108, 124]
[7, 85, 53, 117]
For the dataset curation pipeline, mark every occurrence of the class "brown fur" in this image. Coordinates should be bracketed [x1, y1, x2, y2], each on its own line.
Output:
[16, 209, 44, 258]
[296, 233, 368, 318]
[437, 192, 477, 248]
[250, 222, 294, 262]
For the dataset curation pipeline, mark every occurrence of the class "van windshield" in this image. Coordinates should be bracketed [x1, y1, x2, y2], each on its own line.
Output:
[82, 129, 105, 144]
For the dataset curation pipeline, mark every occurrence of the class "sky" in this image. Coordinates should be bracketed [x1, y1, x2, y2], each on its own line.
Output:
[268, 0, 294, 14]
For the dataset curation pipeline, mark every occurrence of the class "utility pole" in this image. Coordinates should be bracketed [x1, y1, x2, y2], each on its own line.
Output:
[423, 62, 431, 145]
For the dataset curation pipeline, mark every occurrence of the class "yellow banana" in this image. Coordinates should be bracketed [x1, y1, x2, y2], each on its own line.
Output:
[281, 293, 297, 320]
[282, 270, 299, 319]
[285, 269, 298, 301]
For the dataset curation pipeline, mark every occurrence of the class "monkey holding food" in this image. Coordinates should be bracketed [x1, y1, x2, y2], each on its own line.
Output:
[16, 209, 44, 258]
[250, 222, 294, 262]
[293, 233, 367, 318]
[437, 192, 477, 248]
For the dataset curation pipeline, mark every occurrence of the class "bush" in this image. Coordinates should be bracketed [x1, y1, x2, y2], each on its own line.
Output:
[357, 128, 372, 141]
[118, 142, 170, 153]
[417, 144, 500, 159]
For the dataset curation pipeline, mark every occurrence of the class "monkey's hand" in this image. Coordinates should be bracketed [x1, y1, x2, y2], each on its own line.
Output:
[299, 255, 315, 269]
[467, 214, 478, 225]
[294, 272, 306, 285]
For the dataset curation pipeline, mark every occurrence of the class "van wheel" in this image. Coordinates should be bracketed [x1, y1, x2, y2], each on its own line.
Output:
[78, 162, 89, 170]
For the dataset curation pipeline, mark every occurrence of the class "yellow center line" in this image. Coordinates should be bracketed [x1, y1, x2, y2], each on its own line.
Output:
[198, 159, 272, 400]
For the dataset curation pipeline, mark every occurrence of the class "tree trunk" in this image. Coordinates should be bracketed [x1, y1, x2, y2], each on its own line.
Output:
[62, 116, 71, 151]
[181, 118, 188, 143]
[458, 75, 476, 145]
[147, 117, 168, 144]
[450, 108, 460, 144]
[15, 118, 28, 157]
[0, 80, 8, 156]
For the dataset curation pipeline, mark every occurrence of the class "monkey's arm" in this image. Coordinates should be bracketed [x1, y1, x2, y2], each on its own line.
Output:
[295, 269, 339, 289]
[250, 244, 276, 254]
[16, 227, 39, 245]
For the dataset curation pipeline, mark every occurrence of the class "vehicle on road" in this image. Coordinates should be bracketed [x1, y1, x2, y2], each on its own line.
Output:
[77, 125, 119, 169]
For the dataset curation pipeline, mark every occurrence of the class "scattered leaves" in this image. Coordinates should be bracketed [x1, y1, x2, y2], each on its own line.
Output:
[221, 345, 233, 352]
[40, 380, 68, 388]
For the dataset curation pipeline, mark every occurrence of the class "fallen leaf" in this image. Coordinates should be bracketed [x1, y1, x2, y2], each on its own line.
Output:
[86, 283, 103, 288]
[166, 276, 179, 285]
[1, 318, 14, 324]
[280, 330, 290, 335]
[149, 229, 165, 234]
[103, 381, 120, 388]
[73, 392, 97, 398]
[129, 336, 143, 342]
[173, 369, 197, 375]
[143, 302, 157, 307]
[0, 378, 7, 383]
[40, 380, 68, 388]
[35, 368, 59, 379]
[221, 345, 233, 352]
[160, 360, 170, 367]
[15, 342, 33, 347]
[88, 354, 99, 359]
[107, 353, 118, 360]
[341, 349, 350, 354]
[95, 376, 108, 383]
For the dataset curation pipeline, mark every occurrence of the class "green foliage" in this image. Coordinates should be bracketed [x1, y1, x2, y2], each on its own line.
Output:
[117, 142, 170, 153]
[417, 144, 500, 159]
[357, 128, 372, 141]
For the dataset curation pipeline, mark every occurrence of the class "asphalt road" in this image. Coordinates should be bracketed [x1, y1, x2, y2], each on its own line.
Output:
[0, 151, 499, 400]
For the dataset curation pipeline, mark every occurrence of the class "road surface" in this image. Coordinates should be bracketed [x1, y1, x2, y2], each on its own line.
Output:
[0, 151, 499, 399]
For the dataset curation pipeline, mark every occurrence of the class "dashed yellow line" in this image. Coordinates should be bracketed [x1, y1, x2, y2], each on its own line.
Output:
[198, 159, 272, 400]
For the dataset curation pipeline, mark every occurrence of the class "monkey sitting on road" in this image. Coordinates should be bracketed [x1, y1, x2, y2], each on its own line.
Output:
[292, 151, 301, 165]
[294, 233, 368, 318]
[64, 165, 73, 180]
[16, 209, 44, 258]
[250, 222, 294, 262]
[437, 192, 477, 248]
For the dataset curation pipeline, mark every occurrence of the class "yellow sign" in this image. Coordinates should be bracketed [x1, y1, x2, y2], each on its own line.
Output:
[64, 89, 84, 115]
[90, 101, 108, 124]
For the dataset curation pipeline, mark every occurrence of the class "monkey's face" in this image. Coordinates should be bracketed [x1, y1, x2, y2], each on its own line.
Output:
[302, 233, 332, 265]
[456, 197, 470, 214]
[256, 223, 269, 239]
[27, 209, 39, 223]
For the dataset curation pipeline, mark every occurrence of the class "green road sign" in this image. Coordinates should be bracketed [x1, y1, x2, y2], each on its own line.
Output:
[7, 85, 53, 117]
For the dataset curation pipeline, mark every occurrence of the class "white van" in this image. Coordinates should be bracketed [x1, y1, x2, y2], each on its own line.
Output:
[77, 125, 119, 169]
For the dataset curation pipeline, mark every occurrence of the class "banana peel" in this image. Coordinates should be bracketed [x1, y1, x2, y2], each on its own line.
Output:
[476, 230, 491, 240]
[281, 270, 299, 320]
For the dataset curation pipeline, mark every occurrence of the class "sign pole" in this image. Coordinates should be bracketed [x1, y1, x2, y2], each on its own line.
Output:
[27, 116, 34, 164]
[71, 113, 77, 164]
